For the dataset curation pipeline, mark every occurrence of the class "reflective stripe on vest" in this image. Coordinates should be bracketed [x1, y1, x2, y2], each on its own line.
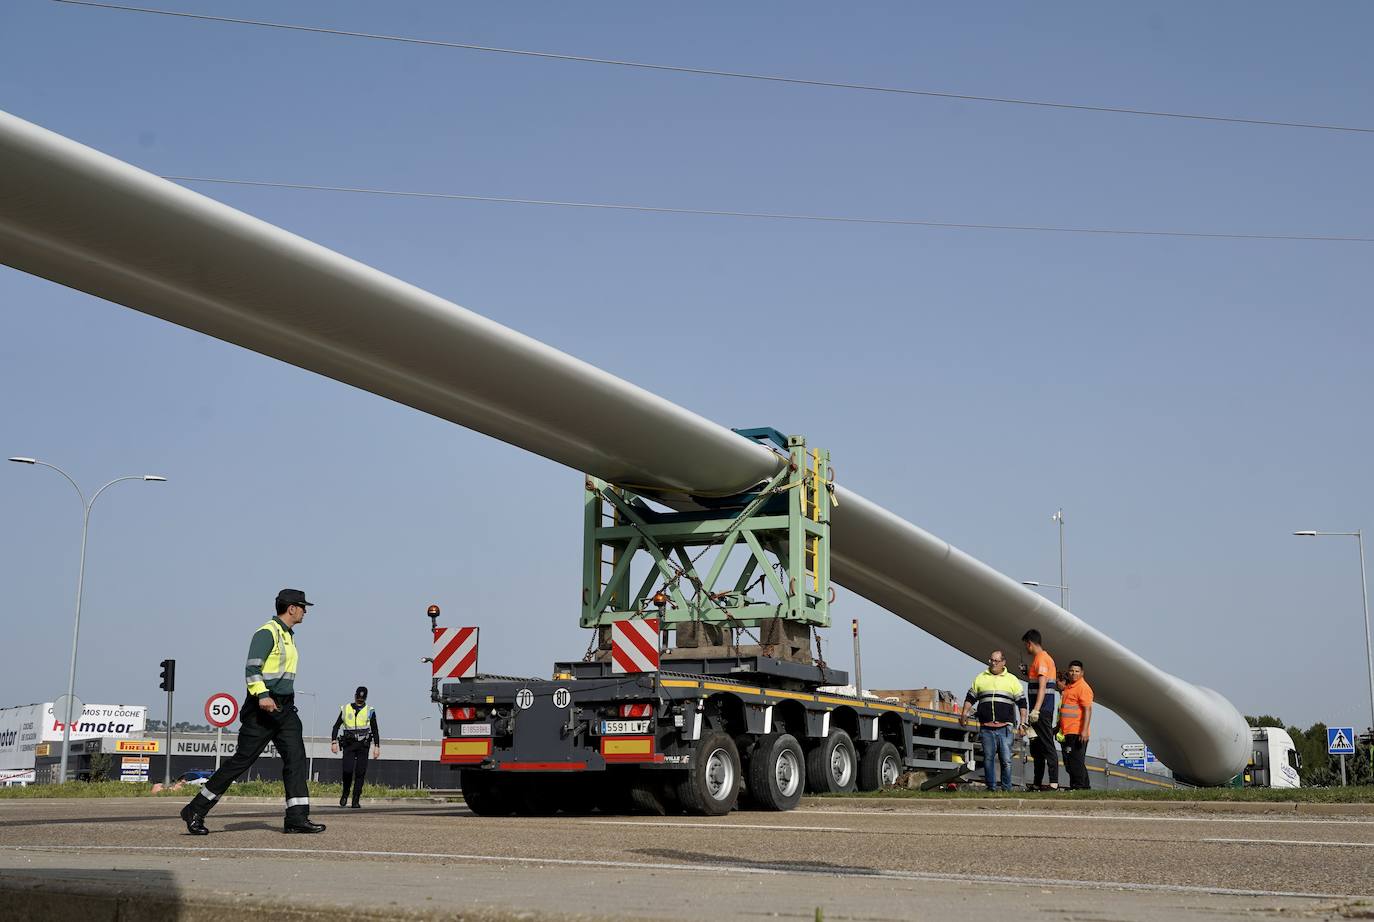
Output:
[258, 619, 299, 682]
[341, 705, 373, 730]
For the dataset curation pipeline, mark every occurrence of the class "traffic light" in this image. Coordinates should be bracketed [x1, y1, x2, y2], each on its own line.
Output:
[159, 658, 176, 692]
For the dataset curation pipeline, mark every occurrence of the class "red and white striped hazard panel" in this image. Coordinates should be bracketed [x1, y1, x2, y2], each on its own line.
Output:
[432, 626, 479, 679]
[611, 618, 660, 674]
[619, 703, 654, 718]
[446, 706, 476, 720]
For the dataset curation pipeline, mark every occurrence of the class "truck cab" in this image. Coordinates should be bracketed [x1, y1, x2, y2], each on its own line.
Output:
[1246, 726, 1300, 788]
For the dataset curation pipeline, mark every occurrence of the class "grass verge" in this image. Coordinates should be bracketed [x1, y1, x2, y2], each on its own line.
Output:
[833, 785, 1374, 803]
[0, 781, 434, 799]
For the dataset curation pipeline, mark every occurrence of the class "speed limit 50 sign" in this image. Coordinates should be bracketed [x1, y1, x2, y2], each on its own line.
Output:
[204, 693, 240, 728]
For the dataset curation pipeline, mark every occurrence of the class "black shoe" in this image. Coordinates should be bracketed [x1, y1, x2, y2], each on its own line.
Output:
[339, 797, 347, 808]
[283, 816, 326, 834]
[350, 802, 361, 809]
[180, 803, 209, 836]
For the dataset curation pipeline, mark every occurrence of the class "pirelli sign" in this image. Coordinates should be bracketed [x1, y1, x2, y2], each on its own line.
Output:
[114, 739, 161, 753]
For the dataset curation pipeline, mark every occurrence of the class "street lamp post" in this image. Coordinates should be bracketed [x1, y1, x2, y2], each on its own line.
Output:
[418, 715, 434, 788]
[8, 457, 166, 784]
[1052, 509, 1067, 610]
[1293, 530, 1374, 739]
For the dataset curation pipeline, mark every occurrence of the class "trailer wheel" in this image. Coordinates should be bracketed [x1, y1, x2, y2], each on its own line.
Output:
[857, 741, 902, 792]
[629, 779, 669, 816]
[460, 770, 516, 816]
[805, 729, 858, 794]
[675, 730, 741, 815]
[747, 732, 806, 811]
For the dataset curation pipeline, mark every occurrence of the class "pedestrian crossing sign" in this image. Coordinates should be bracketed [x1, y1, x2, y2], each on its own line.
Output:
[1327, 726, 1355, 755]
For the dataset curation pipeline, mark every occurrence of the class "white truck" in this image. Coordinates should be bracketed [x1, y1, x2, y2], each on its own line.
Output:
[1245, 726, 1300, 788]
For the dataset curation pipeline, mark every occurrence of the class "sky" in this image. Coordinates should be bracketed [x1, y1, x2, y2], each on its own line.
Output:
[2, 1, 1372, 767]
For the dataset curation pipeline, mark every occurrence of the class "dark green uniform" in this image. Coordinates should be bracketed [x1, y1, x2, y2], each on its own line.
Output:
[186, 616, 311, 818]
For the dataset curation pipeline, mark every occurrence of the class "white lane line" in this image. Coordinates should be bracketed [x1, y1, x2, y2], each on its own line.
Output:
[581, 820, 852, 832]
[794, 809, 1374, 826]
[0, 844, 1358, 901]
[1201, 838, 1374, 848]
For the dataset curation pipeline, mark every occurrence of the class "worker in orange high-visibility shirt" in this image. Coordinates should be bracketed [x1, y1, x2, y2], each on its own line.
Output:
[1019, 629, 1059, 791]
[1058, 660, 1094, 790]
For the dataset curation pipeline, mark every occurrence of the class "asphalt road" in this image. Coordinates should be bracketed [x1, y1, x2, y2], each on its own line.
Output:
[2, 796, 1372, 920]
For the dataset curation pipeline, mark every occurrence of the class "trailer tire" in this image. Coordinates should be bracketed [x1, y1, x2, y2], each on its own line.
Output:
[629, 779, 669, 816]
[675, 730, 741, 816]
[857, 740, 902, 792]
[747, 732, 806, 811]
[805, 729, 858, 794]
[460, 770, 516, 816]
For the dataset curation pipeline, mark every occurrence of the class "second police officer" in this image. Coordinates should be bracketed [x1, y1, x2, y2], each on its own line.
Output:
[332, 685, 381, 808]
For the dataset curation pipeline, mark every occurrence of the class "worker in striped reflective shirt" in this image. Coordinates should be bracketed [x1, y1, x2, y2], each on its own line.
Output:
[960, 650, 1029, 792]
[180, 589, 325, 835]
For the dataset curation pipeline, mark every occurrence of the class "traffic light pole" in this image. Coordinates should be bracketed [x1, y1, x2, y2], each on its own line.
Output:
[164, 686, 173, 786]
[159, 659, 176, 786]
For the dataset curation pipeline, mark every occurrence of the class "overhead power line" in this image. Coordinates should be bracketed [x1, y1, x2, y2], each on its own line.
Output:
[162, 176, 1374, 243]
[57, 0, 1374, 135]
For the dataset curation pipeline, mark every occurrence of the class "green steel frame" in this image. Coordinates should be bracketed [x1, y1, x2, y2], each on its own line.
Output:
[581, 434, 832, 630]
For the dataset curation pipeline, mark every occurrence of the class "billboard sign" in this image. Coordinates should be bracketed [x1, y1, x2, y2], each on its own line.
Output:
[42, 703, 146, 742]
[0, 704, 46, 773]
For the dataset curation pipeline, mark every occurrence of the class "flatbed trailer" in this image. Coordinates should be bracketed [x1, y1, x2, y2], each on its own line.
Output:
[435, 654, 975, 815]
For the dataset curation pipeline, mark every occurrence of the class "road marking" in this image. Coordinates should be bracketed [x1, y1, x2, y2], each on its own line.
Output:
[1201, 837, 1374, 848]
[581, 820, 854, 832]
[0, 844, 1358, 901]
[793, 809, 1374, 826]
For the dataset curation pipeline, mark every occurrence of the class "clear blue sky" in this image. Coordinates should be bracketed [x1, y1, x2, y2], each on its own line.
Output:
[3, 1, 1372, 760]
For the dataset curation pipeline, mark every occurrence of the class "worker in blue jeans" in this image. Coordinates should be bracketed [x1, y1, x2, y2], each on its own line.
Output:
[960, 650, 1030, 792]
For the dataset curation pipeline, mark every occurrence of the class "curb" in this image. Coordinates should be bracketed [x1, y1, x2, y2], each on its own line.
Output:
[0, 876, 584, 922]
[802, 795, 1374, 816]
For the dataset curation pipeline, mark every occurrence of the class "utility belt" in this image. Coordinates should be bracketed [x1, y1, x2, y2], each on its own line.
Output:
[340, 730, 372, 745]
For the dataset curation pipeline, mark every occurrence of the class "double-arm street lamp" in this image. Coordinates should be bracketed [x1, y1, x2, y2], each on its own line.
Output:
[1292, 530, 1374, 739]
[8, 457, 167, 783]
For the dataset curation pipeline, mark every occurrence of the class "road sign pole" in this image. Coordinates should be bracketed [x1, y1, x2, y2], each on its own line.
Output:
[1340, 753, 1347, 786]
[215, 726, 222, 770]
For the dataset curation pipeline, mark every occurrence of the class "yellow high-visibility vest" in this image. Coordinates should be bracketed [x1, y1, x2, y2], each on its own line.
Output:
[246, 619, 298, 696]
[340, 704, 373, 731]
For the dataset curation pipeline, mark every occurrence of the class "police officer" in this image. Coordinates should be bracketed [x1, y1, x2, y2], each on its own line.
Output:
[180, 589, 325, 835]
[331, 686, 380, 808]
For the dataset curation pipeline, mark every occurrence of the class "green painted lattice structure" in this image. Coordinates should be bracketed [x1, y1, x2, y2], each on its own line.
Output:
[581, 431, 832, 630]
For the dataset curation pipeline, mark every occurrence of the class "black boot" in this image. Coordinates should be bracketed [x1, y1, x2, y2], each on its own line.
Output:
[180, 802, 209, 836]
[350, 799, 361, 809]
[340, 774, 352, 807]
[284, 814, 326, 834]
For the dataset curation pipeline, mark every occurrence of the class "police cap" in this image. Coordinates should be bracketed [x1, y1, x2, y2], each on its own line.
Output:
[276, 588, 314, 607]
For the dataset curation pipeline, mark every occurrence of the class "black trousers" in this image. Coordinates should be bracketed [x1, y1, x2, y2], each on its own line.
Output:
[1027, 693, 1060, 786]
[340, 739, 371, 804]
[190, 695, 310, 816]
[1061, 734, 1090, 789]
